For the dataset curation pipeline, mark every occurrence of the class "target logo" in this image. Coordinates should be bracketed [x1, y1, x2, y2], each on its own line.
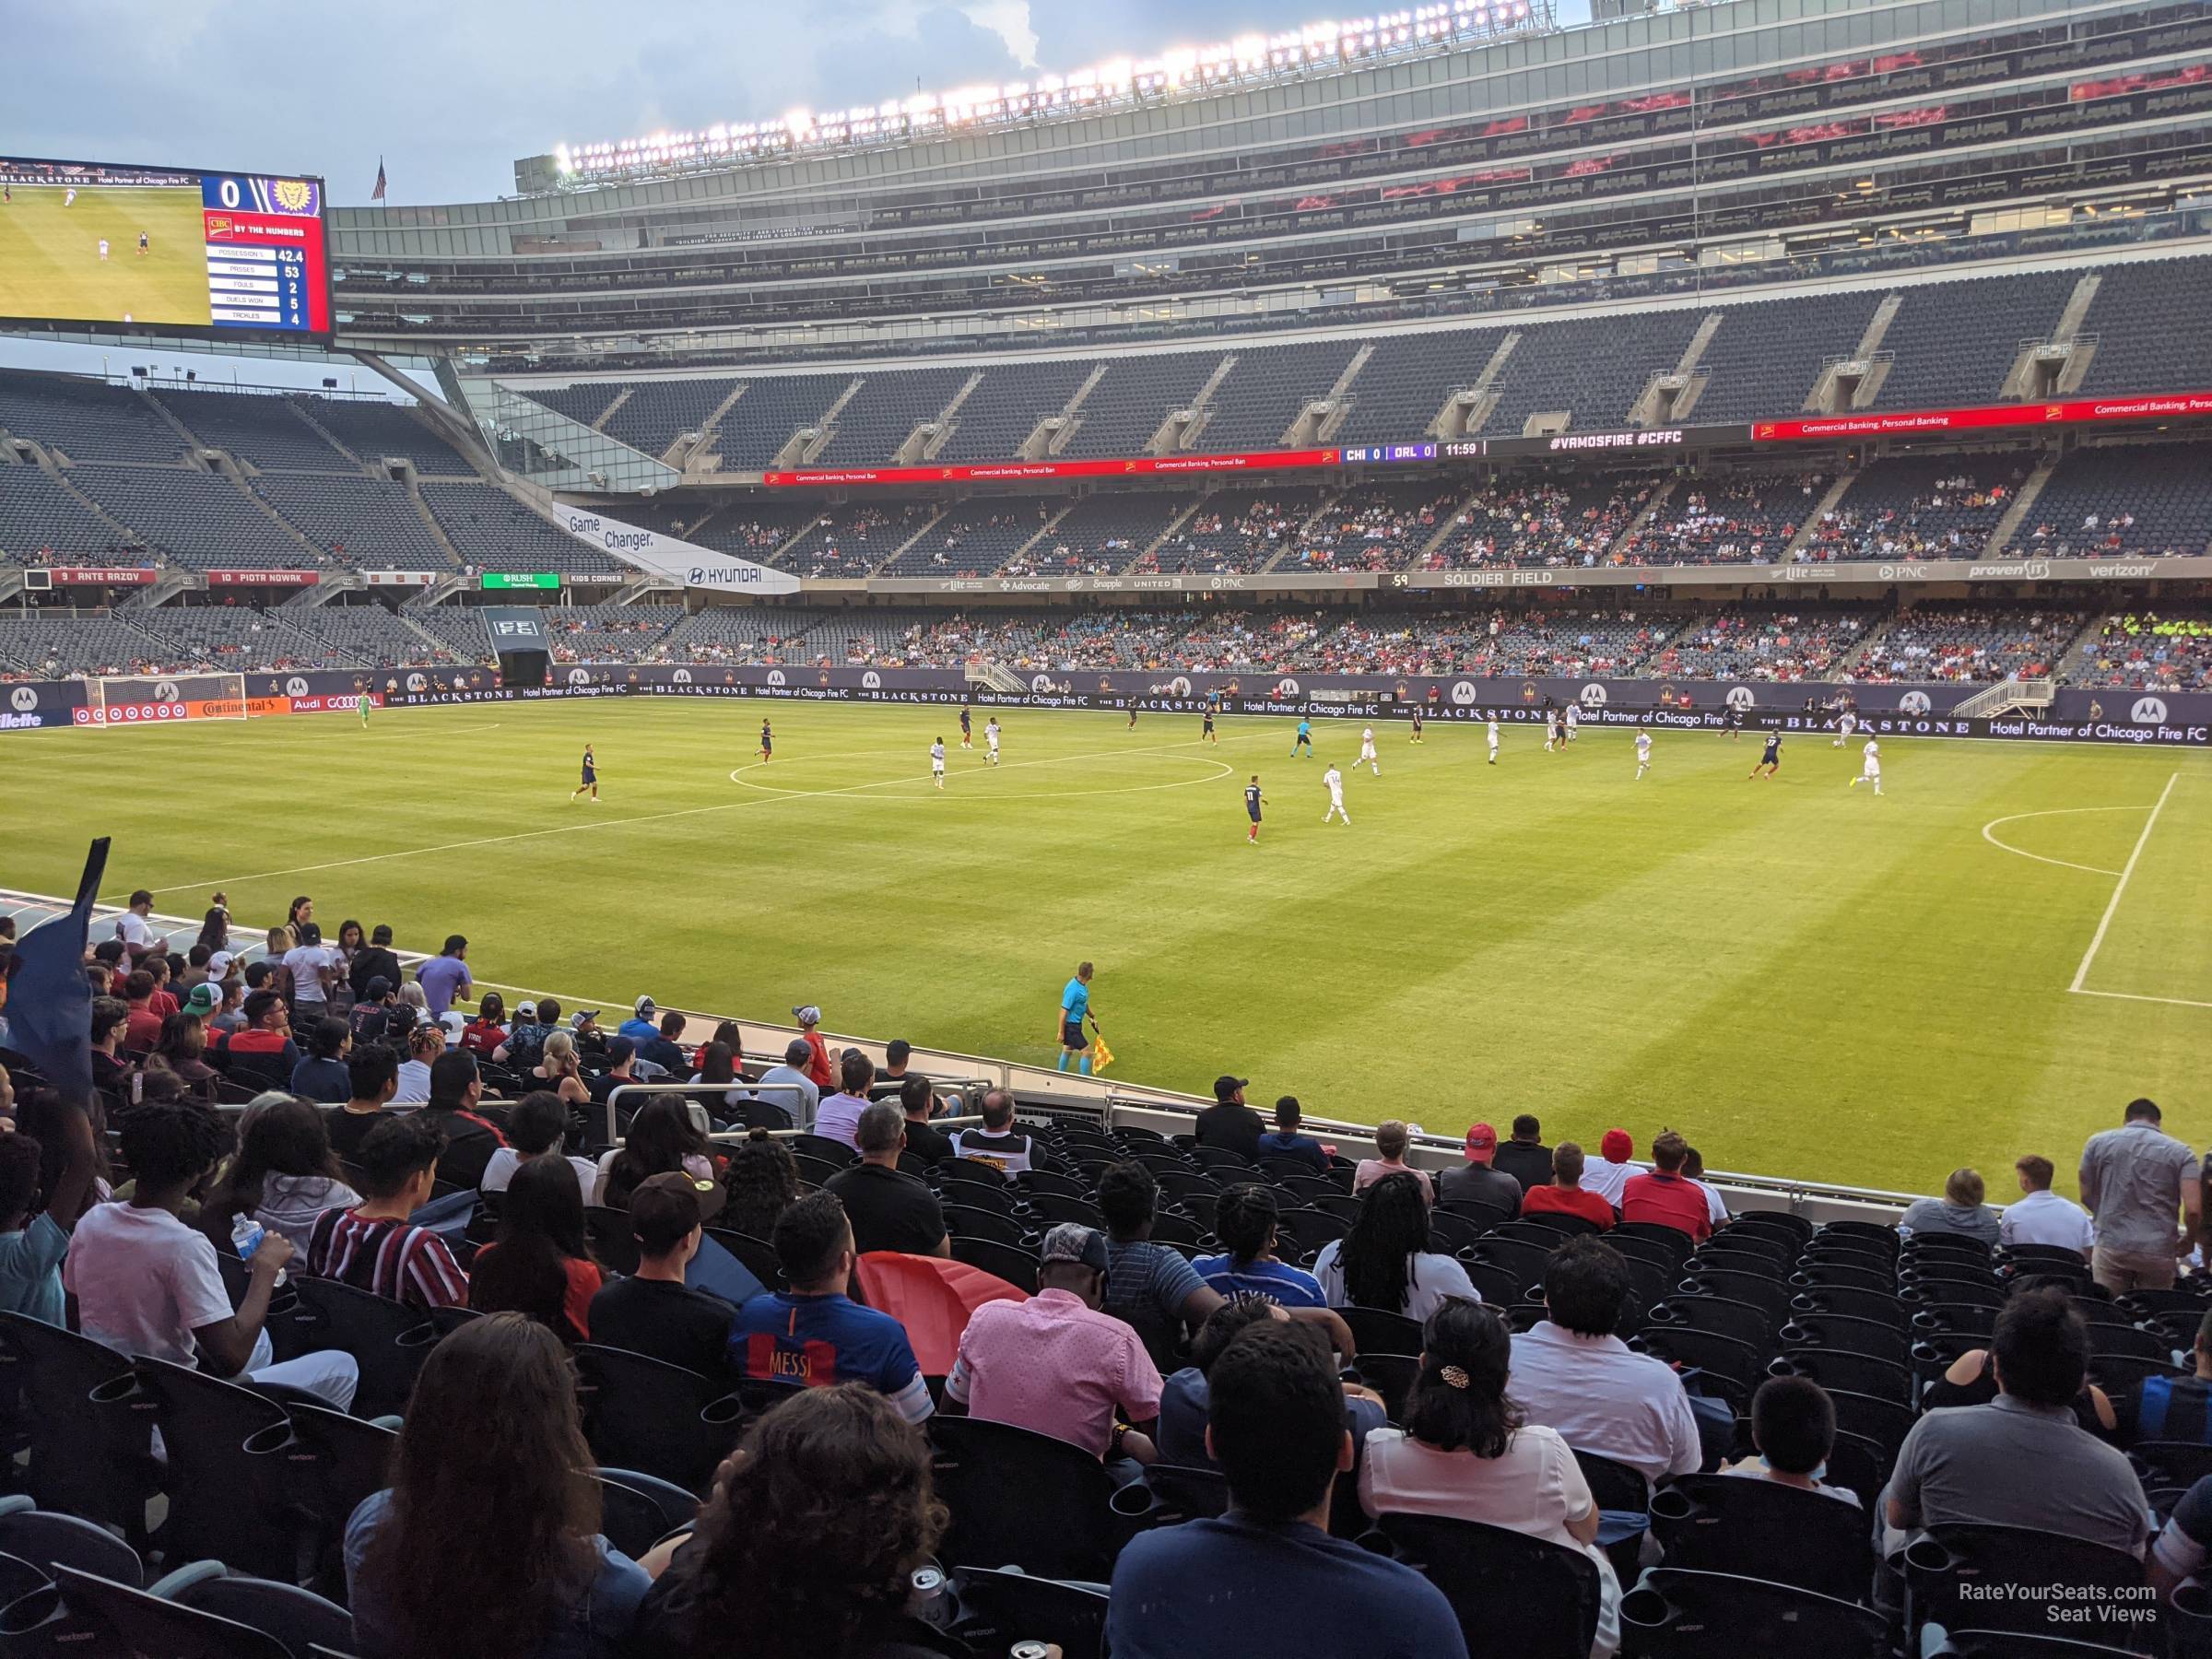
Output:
[153, 680, 181, 702]
[1581, 684, 1609, 708]
[406, 674, 428, 693]
[1724, 687, 1756, 712]
[1899, 691, 1933, 715]
[672, 669, 693, 685]
[2132, 696, 2169, 725]
[862, 671, 881, 689]
[767, 669, 787, 688]
[1451, 680, 1477, 706]
[8, 688, 35, 712]
[285, 677, 309, 698]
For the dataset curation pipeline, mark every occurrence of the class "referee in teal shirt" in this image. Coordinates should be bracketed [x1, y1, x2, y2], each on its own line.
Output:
[1057, 962, 1096, 1075]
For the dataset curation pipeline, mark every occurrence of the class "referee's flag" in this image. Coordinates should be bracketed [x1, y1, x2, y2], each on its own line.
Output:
[1089, 1034, 1115, 1074]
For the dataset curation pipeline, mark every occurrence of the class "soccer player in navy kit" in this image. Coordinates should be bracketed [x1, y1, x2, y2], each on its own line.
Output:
[1202, 708, 1217, 743]
[759, 720, 772, 762]
[959, 704, 972, 749]
[1749, 730, 1783, 779]
[1244, 775, 1264, 844]
[1409, 708, 1424, 744]
[570, 745, 598, 802]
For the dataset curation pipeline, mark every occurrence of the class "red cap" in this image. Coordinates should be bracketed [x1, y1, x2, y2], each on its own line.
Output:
[1601, 1128, 1634, 1164]
[1463, 1123, 1498, 1161]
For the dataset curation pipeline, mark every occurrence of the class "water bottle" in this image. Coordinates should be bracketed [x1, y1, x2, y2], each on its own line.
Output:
[231, 1213, 286, 1287]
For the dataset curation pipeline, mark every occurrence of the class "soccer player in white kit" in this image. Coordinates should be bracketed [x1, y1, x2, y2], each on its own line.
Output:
[1850, 736, 1882, 794]
[64, 188, 76, 207]
[1357, 726, 1381, 776]
[1833, 710, 1857, 747]
[1322, 763, 1350, 825]
[930, 738, 947, 789]
[97, 239, 109, 261]
[1635, 727, 1653, 779]
[1566, 704, 1581, 744]
[1487, 717, 1500, 765]
[984, 717, 1001, 766]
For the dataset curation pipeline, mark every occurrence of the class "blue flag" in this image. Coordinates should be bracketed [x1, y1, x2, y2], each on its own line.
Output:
[4, 840, 109, 1107]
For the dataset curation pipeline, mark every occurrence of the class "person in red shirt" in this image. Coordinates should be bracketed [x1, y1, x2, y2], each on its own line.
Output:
[793, 1004, 835, 1093]
[121, 970, 165, 1053]
[1520, 1143, 1618, 1230]
[1619, 1131, 1712, 1243]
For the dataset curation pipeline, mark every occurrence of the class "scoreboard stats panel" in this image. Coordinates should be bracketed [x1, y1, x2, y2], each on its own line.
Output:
[200, 172, 330, 335]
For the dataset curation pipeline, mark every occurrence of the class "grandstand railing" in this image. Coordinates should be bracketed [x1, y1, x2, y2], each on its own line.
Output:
[1951, 677, 2056, 718]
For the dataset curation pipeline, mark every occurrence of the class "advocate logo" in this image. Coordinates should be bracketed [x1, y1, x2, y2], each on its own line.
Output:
[8, 687, 36, 712]
[2132, 696, 2170, 725]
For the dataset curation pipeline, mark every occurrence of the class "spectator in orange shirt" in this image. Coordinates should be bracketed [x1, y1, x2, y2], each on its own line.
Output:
[1520, 1144, 1617, 1230]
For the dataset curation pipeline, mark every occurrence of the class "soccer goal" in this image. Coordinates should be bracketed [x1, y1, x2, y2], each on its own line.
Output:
[85, 672, 248, 726]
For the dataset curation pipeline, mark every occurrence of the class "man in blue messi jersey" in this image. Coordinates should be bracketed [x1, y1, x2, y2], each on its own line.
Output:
[1057, 962, 1097, 1074]
[1244, 774, 1264, 845]
[1291, 717, 1313, 757]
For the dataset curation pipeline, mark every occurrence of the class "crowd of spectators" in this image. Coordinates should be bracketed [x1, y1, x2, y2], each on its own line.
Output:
[1612, 473, 1830, 567]
[1859, 603, 2088, 684]
[1416, 475, 1661, 571]
[2074, 609, 2212, 689]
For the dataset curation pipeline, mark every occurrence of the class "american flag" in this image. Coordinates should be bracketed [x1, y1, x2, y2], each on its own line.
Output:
[370, 158, 386, 202]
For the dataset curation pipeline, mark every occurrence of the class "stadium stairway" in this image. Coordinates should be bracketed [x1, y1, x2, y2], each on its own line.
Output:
[1783, 474, 1860, 560]
[1985, 463, 2058, 557]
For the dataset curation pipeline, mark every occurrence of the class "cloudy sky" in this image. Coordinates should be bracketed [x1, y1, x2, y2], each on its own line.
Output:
[18, 0, 1590, 205]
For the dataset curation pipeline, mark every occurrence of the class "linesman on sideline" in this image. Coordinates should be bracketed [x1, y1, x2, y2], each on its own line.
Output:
[1057, 962, 1098, 1074]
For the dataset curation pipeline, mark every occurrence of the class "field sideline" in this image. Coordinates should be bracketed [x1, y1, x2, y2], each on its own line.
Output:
[2, 699, 2206, 1197]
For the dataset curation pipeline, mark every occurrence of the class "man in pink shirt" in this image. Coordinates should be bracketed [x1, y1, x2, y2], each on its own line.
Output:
[946, 1223, 1164, 1470]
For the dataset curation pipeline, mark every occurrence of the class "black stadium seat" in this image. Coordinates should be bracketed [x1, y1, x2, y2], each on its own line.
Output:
[1903, 1524, 2152, 1653]
[929, 1417, 1127, 1581]
[1620, 1567, 1887, 1658]
[574, 1345, 746, 1495]
[952, 1567, 1112, 1659]
[1647, 1474, 1874, 1602]
[129, 1356, 306, 1583]
[163, 1565, 357, 1659]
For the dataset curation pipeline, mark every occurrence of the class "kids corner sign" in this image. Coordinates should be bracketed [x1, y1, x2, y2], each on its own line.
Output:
[552, 506, 801, 594]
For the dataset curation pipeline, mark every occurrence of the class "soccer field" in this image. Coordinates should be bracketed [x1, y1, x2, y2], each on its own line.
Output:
[0, 185, 209, 328]
[3, 700, 2207, 1196]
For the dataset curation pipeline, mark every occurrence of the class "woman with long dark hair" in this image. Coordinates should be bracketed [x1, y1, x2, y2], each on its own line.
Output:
[723, 1127, 798, 1240]
[193, 904, 230, 957]
[629, 1384, 947, 1659]
[148, 1010, 221, 1105]
[467, 1155, 602, 1341]
[202, 1092, 359, 1252]
[330, 920, 366, 1019]
[1312, 1171, 1479, 1320]
[597, 1097, 715, 1209]
[462, 991, 509, 1058]
[1359, 1300, 1618, 1655]
[346, 1312, 649, 1659]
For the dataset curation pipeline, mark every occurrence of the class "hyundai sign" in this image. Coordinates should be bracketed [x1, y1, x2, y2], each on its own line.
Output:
[554, 505, 801, 594]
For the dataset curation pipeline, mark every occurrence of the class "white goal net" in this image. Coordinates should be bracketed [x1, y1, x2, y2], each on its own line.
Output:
[86, 673, 249, 727]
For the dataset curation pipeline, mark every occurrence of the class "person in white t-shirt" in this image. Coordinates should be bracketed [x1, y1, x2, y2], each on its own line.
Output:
[115, 889, 167, 962]
[1359, 1300, 1619, 1656]
[1565, 703, 1581, 743]
[391, 1025, 441, 1106]
[1680, 1145, 1731, 1230]
[62, 1097, 357, 1409]
[280, 921, 338, 1018]
[1311, 1171, 1478, 1324]
[1999, 1155, 2096, 1258]
[480, 1091, 603, 1204]
[930, 738, 947, 789]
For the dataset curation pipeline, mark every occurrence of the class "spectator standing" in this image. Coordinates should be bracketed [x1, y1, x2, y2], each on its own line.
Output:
[2078, 1099, 2198, 1292]
[281, 921, 338, 1022]
[1495, 1114, 1554, 1191]
[1258, 1095, 1331, 1173]
[1720, 1376, 1862, 1506]
[1436, 1122, 1522, 1215]
[1509, 1237, 1701, 1485]
[1353, 1119, 1434, 1202]
[825, 1102, 948, 1257]
[415, 935, 472, 1019]
[483, 1091, 602, 1201]
[1620, 1132, 1714, 1243]
[1898, 1168, 2002, 1247]
[587, 1172, 734, 1376]
[1100, 1160, 1223, 1371]
[1194, 1183, 1326, 1306]
[1359, 1300, 1620, 1655]
[1312, 1171, 1479, 1320]
[347, 924, 402, 1006]
[345, 1312, 649, 1659]
[203, 1093, 361, 1253]
[1107, 1320, 1468, 1659]
[813, 1050, 875, 1150]
[726, 1193, 934, 1422]
[1195, 1075, 1265, 1159]
[791, 1005, 835, 1093]
[467, 1154, 602, 1342]
[113, 888, 168, 963]
[2002, 1156, 2096, 1257]
[750, 1038, 819, 1131]
[289, 1016, 353, 1103]
[1580, 1129, 1645, 1209]
[946, 1223, 1165, 1466]
[1520, 1145, 1618, 1230]
[303, 1115, 470, 1311]
[949, 1088, 1035, 1172]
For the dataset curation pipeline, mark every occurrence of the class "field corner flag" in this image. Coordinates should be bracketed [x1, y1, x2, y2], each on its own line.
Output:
[6, 838, 110, 1107]
[370, 159, 387, 202]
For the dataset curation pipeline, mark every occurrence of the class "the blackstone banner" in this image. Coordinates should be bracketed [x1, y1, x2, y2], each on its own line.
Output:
[3, 664, 2202, 745]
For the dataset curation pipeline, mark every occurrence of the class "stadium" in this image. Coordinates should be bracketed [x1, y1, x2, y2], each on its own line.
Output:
[1, 0, 2211, 1652]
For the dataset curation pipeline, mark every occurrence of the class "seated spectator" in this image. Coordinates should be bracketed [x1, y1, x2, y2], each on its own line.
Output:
[728, 1192, 933, 1421]
[0, 1099, 98, 1322]
[724, 1127, 799, 1240]
[1436, 1121, 1521, 1215]
[328, 1042, 398, 1160]
[1353, 1119, 1433, 1202]
[391, 1023, 441, 1106]
[150, 1008, 222, 1105]
[526, 1028, 594, 1114]
[1721, 1375, 1861, 1506]
[1521, 1143, 1618, 1230]
[1509, 1237, 1701, 1485]
[1257, 1094, 1330, 1173]
[459, 991, 509, 1058]
[350, 976, 398, 1047]
[949, 1088, 1035, 1173]
[122, 969, 163, 1053]
[814, 1049, 875, 1149]
[628, 1385, 947, 1657]
[639, 1008, 690, 1078]
[1920, 1272, 2120, 1437]
[897, 1074, 953, 1164]
[1579, 1129, 1643, 1208]
[303, 1113, 470, 1312]
[65, 1098, 358, 1407]
[2000, 1155, 2096, 1258]
[1194, 1075, 1265, 1160]
[1899, 1167, 2002, 1247]
[419, 1050, 506, 1189]
[288, 1015, 353, 1103]
[1679, 1145, 1729, 1230]
[2131, 1311, 2212, 1442]
[587, 1171, 734, 1376]
[596, 1097, 714, 1209]
[346, 1312, 649, 1659]
[492, 995, 553, 1068]
[583, 1036, 643, 1116]
[1194, 1183, 1326, 1307]
[1360, 1300, 1619, 1656]
[1884, 1288, 2150, 1558]
[1107, 1320, 1468, 1659]
[750, 1037, 819, 1130]
[687, 1041, 747, 1127]
[1312, 1171, 1479, 1320]
[219, 989, 300, 1089]
[468, 1155, 602, 1342]
[2150, 1471, 2212, 1603]
[825, 1101, 948, 1257]
[88, 997, 131, 1103]
[1159, 1297, 1382, 1469]
[484, 1089, 602, 1201]
[1495, 1114, 1554, 1191]
[203, 1092, 360, 1252]
[1100, 1159, 1223, 1371]
[1619, 1131, 1712, 1243]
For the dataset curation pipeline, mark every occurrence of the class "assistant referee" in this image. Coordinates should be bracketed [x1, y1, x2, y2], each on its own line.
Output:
[1056, 961, 1096, 1076]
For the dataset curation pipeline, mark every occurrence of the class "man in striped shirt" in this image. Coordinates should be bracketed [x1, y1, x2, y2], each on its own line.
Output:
[303, 1115, 468, 1311]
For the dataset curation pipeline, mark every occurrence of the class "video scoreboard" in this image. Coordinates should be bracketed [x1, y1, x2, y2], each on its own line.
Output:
[199, 171, 330, 335]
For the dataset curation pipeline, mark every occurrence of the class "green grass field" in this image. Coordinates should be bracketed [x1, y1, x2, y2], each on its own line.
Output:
[0, 185, 208, 327]
[3, 699, 2207, 1197]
